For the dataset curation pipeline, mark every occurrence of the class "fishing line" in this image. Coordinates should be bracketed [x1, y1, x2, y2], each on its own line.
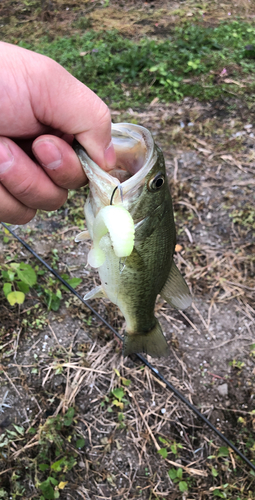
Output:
[1, 221, 255, 473]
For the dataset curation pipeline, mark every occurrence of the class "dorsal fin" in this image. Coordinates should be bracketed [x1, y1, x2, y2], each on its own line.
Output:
[160, 261, 192, 310]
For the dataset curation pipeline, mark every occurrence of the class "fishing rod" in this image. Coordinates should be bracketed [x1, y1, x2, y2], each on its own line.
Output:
[1, 221, 255, 473]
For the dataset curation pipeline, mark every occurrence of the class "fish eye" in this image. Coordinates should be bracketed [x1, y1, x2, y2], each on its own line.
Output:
[148, 173, 165, 191]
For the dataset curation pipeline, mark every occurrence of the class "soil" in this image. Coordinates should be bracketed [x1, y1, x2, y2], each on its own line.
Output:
[0, 2, 255, 499]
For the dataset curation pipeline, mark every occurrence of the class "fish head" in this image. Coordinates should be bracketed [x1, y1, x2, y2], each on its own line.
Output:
[73, 123, 170, 223]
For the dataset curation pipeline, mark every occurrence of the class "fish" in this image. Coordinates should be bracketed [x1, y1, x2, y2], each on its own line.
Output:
[74, 123, 192, 358]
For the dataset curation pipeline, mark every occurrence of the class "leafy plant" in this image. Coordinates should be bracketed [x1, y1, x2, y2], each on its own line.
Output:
[101, 376, 131, 428]
[229, 359, 245, 370]
[41, 274, 82, 311]
[158, 447, 168, 459]
[229, 204, 255, 235]
[213, 484, 231, 498]
[36, 408, 78, 499]
[1, 262, 37, 306]
[157, 436, 183, 459]
[0, 405, 82, 499]
[168, 467, 189, 493]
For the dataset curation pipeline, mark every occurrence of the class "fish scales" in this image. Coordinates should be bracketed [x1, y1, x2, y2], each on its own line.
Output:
[74, 123, 192, 358]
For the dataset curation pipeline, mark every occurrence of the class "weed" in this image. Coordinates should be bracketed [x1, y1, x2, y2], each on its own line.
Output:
[101, 373, 131, 427]
[17, 21, 255, 107]
[0, 407, 84, 499]
[0, 247, 82, 312]
[157, 435, 183, 459]
[229, 204, 255, 236]
[250, 344, 255, 358]
[229, 359, 245, 370]
[168, 467, 189, 493]
[0, 261, 37, 306]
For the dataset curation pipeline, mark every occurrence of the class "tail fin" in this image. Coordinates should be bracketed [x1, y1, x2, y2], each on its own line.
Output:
[123, 319, 169, 358]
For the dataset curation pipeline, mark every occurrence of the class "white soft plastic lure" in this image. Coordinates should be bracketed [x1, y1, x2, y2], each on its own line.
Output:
[86, 205, 135, 268]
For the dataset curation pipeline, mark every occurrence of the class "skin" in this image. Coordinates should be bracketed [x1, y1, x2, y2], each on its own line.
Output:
[0, 41, 116, 225]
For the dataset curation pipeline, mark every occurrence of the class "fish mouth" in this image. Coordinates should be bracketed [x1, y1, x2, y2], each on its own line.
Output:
[75, 123, 157, 210]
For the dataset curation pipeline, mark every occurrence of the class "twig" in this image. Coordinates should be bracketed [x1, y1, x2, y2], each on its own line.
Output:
[2, 369, 21, 397]
[130, 392, 207, 477]
[13, 327, 22, 361]
[0, 467, 14, 476]
[48, 323, 69, 355]
[176, 200, 202, 223]
[193, 335, 253, 351]
[179, 310, 202, 336]
[0, 391, 12, 412]
[192, 302, 215, 339]
[27, 338, 41, 353]
[10, 435, 39, 459]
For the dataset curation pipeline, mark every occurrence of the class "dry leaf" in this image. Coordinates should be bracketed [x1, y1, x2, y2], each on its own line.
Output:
[175, 244, 183, 252]
[223, 79, 245, 88]
[59, 481, 68, 490]
[150, 97, 159, 106]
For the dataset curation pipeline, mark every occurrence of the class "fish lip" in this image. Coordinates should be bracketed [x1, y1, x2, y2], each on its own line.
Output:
[74, 123, 157, 208]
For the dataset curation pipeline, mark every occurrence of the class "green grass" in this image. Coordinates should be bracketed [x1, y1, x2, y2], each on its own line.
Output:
[19, 20, 255, 108]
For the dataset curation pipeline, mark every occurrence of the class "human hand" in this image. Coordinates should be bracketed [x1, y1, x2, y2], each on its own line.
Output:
[0, 42, 116, 225]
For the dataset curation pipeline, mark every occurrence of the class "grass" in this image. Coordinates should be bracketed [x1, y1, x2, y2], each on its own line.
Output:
[0, 406, 82, 500]
[18, 20, 255, 108]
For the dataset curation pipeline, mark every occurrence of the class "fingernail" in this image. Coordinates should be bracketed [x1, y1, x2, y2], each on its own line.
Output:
[0, 141, 14, 173]
[104, 140, 116, 169]
[33, 139, 62, 170]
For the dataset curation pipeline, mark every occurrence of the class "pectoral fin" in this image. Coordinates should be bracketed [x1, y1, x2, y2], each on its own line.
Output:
[83, 285, 106, 300]
[160, 261, 192, 310]
[75, 230, 91, 242]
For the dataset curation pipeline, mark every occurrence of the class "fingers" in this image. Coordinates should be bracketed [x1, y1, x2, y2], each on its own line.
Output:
[32, 135, 87, 189]
[0, 137, 68, 211]
[1, 41, 116, 169]
[74, 102, 116, 171]
[25, 51, 116, 169]
[0, 184, 36, 225]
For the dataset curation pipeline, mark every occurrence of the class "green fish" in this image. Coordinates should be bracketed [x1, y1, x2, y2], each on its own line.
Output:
[74, 123, 191, 358]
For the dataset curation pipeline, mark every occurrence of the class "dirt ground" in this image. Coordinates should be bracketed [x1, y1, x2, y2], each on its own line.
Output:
[1, 98, 255, 499]
[0, 1, 255, 499]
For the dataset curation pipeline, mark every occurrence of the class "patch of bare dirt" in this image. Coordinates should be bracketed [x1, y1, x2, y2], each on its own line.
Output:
[1, 0, 255, 44]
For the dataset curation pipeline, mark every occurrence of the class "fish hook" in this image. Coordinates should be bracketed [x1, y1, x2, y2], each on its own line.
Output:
[110, 184, 124, 205]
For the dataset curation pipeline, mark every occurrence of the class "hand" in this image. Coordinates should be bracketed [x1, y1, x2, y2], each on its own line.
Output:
[0, 42, 116, 225]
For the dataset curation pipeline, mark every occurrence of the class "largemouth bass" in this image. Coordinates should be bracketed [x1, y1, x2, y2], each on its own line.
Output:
[74, 123, 191, 358]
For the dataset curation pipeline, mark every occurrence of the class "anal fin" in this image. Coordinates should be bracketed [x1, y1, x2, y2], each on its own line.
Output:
[83, 285, 106, 300]
[160, 261, 192, 310]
